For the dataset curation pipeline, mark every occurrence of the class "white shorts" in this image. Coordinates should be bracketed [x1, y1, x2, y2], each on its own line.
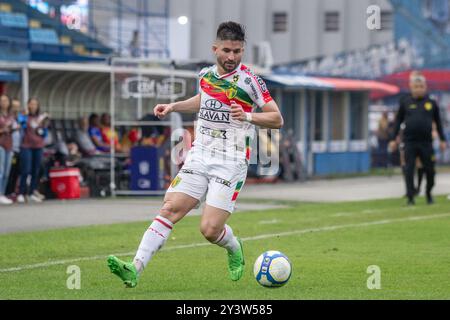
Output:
[166, 147, 248, 213]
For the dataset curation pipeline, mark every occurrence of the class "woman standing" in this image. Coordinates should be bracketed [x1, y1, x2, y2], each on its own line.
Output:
[17, 98, 49, 203]
[0, 94, 15, 205]
[5, 98, 24, 196]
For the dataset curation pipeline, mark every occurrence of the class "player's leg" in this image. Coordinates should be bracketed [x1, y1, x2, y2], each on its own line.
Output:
[107, 192, 200, 288]
[107, 157, 208, 287]
[200, 205, 244, 281]
[201, 160, 247, 281]
[404, 143, 418, 204]
[400, 147, 408, 197]
[133, 191, 199, 272]
[418, 143, 435, 204]
[415, 157, 424, 196]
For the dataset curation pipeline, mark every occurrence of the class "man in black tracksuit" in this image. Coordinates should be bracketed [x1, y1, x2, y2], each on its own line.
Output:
[390, 72, 447, 205]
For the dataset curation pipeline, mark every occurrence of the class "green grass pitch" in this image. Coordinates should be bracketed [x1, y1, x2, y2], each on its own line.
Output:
[1, 196, 450, 299]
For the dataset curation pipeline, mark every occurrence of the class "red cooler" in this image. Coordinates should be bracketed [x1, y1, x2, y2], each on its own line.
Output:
[49, 168, 81, 199]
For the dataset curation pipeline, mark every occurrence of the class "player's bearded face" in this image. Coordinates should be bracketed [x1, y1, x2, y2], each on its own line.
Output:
[214, 40, 244, 73]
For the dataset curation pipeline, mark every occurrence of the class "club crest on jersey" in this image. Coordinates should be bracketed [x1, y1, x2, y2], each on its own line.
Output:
[171, 176, 182, 188]
[226, 88, 237, 99]
[425, 102, 433, 111]
[226, 75, 240, 99]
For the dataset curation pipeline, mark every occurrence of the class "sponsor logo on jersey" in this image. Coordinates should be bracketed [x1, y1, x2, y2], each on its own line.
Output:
[244, 68, 269, 93]
[215, 177, 231, 187]
[199, 108, 230, 123]
[244, 77, 252, 85]
[205, 99, 223, 110]
[199, 125, 227, 139]
[425, 102, 433, 111]
[181, 169, 194, 174]
[250, 83, 260, 100]
[256, 76, 268, 93]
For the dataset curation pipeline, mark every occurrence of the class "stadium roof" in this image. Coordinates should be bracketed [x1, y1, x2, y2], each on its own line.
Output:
[264, 74, 400, 97]
[379, 70, 450, 92]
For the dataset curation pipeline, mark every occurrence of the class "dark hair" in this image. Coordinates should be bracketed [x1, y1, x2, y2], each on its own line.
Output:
[89, 113, 99, 126]
[0, 94, 12, 112]
[216, 21, 246, 42]
[100, 113, 110, 124]
[27, 97, 40, 115]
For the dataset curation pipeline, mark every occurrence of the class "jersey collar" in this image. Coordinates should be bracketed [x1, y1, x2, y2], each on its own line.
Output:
[213, 63, 242, 79]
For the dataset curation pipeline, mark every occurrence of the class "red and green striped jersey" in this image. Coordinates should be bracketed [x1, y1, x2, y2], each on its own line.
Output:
[195, 63, 273, 161]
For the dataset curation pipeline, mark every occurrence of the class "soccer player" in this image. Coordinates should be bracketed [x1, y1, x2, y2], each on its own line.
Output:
[107, 21, 283, 287]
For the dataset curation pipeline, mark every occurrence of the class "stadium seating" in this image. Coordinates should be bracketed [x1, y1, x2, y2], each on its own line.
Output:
[0, 12, 28, 28]
[0, 0, 112, 62]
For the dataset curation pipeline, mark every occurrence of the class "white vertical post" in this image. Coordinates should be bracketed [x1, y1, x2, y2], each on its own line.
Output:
[344, 92, 351, 151]
[21, 65, 29, 109]
[170, 61, 178, 181]
[110, 62, 116, 197]
[323, 91, 331, 152]
[137, 64, 143, 120]
[300, 89, 308, 173]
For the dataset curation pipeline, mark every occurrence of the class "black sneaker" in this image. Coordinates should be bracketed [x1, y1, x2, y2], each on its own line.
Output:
[407, 198, 415, 206]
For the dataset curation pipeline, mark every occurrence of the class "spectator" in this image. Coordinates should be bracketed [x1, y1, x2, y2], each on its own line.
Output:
[377, 111, 391, 168]
[17, 98, 49, 203]
[140, 113, 166, 146]
[66, 140, 82, 165]
[129, 30, 140, 58]
[121, 127, 141, 153]
[5, 98, 24, 197]
[100, 113, 123, 153]
[88, 113, 110, 153]
[0, 94, 16, 205]
[76, 116, 98, 156]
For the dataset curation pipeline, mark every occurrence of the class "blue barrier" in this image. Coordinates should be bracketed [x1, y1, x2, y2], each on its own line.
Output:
[130, 146, 163, 191]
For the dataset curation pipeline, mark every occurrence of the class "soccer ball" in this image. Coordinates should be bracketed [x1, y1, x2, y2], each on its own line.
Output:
[253, 251, 292, 288]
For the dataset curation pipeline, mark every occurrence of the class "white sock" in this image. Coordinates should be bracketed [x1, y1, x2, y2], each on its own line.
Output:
[213, 224, 240, 253]
[133, 215, 173, 273]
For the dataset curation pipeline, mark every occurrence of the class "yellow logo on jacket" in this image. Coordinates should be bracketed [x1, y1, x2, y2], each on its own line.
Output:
[425, 102, 433, 111]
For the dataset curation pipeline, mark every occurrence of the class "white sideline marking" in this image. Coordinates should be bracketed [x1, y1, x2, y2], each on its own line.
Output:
[1, 213, 450, 273]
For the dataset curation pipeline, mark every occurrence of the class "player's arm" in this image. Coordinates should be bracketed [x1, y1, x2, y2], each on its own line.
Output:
[432, 101, 447, 151]
[231, 100, 284, 129]
[154, 94, 201, 119]
[389, 101, 405, 151]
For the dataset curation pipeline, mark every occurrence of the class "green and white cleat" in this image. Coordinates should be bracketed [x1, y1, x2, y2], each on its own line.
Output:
[107, 255, 139, 288]
[227, 238, 245, 281]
